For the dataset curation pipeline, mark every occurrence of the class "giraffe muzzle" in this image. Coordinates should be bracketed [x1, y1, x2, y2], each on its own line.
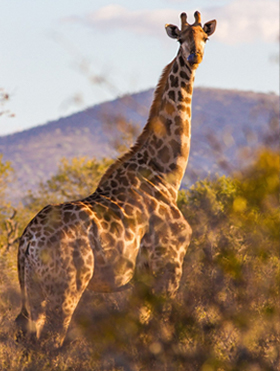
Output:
[187, 52, 202, 65]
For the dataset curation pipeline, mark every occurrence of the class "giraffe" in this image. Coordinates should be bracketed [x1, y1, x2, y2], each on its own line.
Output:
[16, 11, 216, 348]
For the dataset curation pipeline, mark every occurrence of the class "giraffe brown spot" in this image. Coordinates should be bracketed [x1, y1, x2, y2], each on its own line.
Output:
[128, 173, 139, 187]
[178, 104, 187, 112]
[63, 204, 74, 211]
[148, 159, 164, 173]
[49, 235, 58, 244]
[170, 75, 179, 88]
[164, 118, 172, 135]
[138, 157, 146, 166]
[73, 257, 85, 276]
[177, 91, 184, 102]
[110, 221, 123, 235]
[96, 254, 105, 265]
[185, 63, 192, 75]
[45, 225, 56, 236]
[170, 207, 181, 220]
[169, 139, 182, 157]
[127, 163, 137, 172]
[136, 209, 144, 223]
[155, 245, 167, 256]
[148, 147, 155, 156]
[104, 213, 111, 222]
[64, 212, 73, 224]
[180, 71, 188, 80]
[116, 240, 124, 254]
[140, 182, 152, 194]
[179, 56, 185, 67]
[117, 193, 126, 203]
[175, 120, 189, 136]
[181, 82, 193, 94]
[72, 249, 80, 258]
[174, 115, 182, 126]
[158, 146, 171, 164]
[78, 211, 89, 222]
[101, 221, 109, 230]
[124, 204, 134, 215]
[168, 90, 175, 102]
[172, 60, 178, 73]
[29, 226, 41, 234]
[100, 231, 115, 246]
[150, 214, 164, 230]
[76, 279, 82, 291]
[174, 126, 183, 136]
[164, 102, 175, 115]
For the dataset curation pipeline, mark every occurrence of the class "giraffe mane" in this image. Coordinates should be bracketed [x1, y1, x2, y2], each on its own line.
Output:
[98, 58, 175, 186]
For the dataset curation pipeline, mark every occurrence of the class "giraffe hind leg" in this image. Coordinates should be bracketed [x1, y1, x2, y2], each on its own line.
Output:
[24, 283, 71, 349]
[36, 284, 91, 349]
[25, 266, 48, 342]
[15, 257, 47, 344]
[15, 305, 29, 342]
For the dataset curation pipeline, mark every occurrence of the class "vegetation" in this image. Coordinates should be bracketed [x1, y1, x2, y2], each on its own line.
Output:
[0, 137, 279, 369]
[0, 148, 280, 371]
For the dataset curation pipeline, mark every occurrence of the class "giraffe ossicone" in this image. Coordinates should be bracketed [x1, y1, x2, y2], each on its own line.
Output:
[16, 11, 216, 348]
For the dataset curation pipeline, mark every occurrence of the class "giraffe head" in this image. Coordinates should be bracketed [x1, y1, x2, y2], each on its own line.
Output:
[166, 11, 216, 69]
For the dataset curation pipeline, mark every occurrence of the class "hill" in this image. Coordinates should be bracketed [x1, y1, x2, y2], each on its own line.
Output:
[0, 87, 278, 203]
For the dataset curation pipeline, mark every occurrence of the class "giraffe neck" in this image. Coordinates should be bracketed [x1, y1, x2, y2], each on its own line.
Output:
[145, 52, 196, 190]
[98, 51, 196, 193]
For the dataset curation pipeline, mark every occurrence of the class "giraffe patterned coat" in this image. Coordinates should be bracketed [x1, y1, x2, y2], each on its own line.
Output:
[16, 10, 216, 348]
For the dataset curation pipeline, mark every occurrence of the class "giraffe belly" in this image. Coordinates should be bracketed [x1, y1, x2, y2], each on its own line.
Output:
[87, 255, 135, 292]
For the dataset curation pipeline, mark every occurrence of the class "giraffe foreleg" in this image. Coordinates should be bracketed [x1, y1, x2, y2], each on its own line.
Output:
[147, 210, 192, 298]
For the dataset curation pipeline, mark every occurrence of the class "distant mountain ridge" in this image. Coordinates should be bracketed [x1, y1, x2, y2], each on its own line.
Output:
[0, 87, 278, 203]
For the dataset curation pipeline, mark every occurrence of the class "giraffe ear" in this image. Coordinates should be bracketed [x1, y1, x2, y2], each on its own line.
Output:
[203, 20, 217, 36]
[165, 24, 181, 39]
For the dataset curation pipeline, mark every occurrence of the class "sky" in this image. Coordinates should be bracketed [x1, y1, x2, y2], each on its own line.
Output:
[0, 0, 279, 136]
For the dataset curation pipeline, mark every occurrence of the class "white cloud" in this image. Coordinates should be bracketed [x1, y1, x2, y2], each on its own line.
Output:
[209, 0, 279, 44]
[80, 1, 279, 44]
[86, 5, 178, 38]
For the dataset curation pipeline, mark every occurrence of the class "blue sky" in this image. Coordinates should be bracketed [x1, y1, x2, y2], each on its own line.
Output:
[0, 0, 279, 136]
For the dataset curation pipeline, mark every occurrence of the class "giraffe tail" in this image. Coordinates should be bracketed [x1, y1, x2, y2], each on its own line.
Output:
[15, 238, 29, 340]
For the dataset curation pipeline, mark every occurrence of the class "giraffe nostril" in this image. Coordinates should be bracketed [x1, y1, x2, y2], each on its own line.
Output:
[187, 53, 196, 64]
